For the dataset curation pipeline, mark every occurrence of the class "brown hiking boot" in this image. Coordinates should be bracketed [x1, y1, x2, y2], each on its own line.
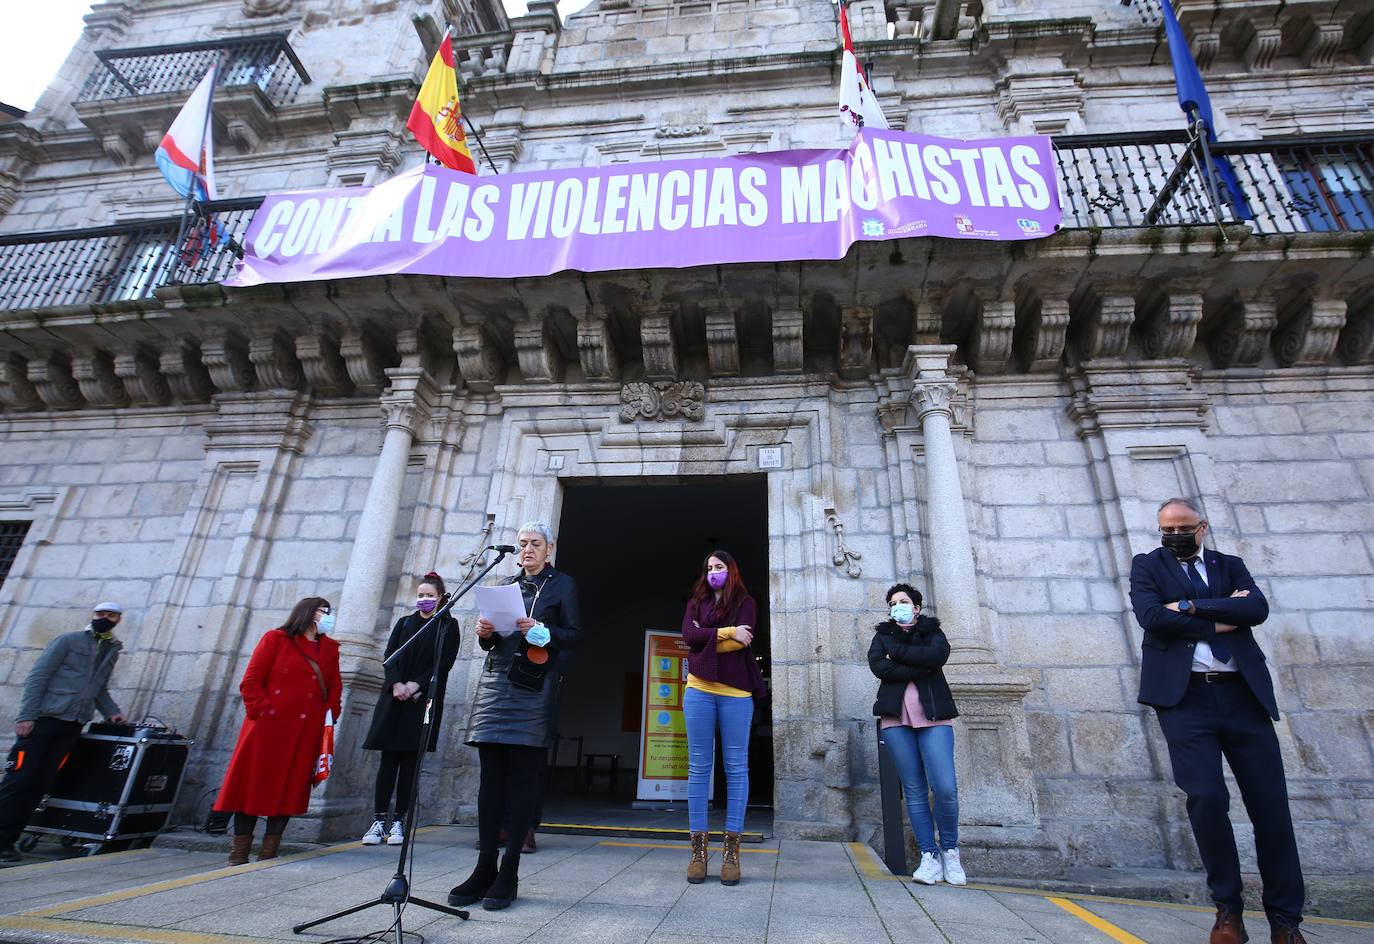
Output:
[257, 834, 282, 861]
[686, 831, 708, 884]
[720, 831, 741, 886]
[226, 835, 252, 866]
[1210, 907, 1248, 944]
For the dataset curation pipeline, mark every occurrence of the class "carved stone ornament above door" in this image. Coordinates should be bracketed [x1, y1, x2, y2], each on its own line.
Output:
[618, 381, 705, 422]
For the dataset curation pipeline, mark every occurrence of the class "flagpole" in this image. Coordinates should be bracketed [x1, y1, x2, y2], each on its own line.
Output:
[171, 61, 219, 282]
[1188, 107, 1229, 242]
[462, 113, 500, 175]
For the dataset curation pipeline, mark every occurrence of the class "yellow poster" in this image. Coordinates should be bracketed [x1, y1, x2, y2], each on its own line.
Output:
[636, 630, 692, 800]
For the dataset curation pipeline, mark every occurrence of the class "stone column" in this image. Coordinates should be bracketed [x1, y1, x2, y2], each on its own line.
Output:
[906, 344, 992, 664]
[334, 366, 436, 667]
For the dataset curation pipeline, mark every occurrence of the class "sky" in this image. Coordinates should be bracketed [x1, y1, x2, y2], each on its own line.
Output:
[0, 0, 595, 112]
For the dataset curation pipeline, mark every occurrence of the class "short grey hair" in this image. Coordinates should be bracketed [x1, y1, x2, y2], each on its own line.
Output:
[1157, 497, 1204, 519]
[517, 521, 555, 543]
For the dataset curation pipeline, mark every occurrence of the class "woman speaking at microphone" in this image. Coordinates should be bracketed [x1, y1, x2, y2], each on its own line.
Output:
[448, 522, 580, 911]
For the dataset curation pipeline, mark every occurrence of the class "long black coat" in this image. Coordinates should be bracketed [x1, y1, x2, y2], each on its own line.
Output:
[363, 611, 460, 753]
[464, 566, 581, 749]
[868, 616, 958, 722]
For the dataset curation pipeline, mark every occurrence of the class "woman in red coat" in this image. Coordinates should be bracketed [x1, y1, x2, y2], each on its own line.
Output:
[214, 597, 342, 865]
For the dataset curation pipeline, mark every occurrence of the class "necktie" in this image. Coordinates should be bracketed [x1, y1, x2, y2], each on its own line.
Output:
[1186, 557, 1232, 663]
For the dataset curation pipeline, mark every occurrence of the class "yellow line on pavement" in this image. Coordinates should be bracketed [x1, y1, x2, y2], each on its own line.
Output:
[0, 915, 263, 944]
[598, 840, 779, 854]
[0, 846, 153, 873]
[24, 826, 443, 919]
[1049, 897, 1149, 944]
[846, 841, 904, 881]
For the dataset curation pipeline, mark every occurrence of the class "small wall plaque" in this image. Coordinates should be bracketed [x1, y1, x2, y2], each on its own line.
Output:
[758, 446, 783, 470]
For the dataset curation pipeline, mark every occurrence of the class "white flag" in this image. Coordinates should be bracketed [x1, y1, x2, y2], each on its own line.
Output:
[838, 2, 888, 132]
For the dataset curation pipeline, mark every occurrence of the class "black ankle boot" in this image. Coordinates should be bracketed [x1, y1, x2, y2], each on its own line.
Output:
[448, 852, 498, 906]
[481, 853, 520, 910]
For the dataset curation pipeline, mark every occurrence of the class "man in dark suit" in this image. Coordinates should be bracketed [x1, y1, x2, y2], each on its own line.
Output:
[1130, 498, 1305, 944]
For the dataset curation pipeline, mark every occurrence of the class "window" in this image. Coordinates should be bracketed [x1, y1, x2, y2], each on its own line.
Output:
[1281, 152, 1374, 232]
[0, 521, 30, 590]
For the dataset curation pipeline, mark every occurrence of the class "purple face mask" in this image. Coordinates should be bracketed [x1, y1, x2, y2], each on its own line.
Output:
[416, 598, 438, 614]
[707, 571, 728, 590]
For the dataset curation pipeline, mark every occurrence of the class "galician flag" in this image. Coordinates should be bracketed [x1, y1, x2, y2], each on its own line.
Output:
[155, 64, 218, 200]
[838, 1, 888, 132]
[407, 31, 476, 174]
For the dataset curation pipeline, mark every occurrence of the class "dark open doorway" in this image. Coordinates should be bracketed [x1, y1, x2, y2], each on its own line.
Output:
[546, 475, 773, 836]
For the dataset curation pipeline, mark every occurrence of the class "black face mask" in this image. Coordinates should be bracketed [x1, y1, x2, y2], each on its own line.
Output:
[1161, 531, 1200, 559]
[91, 617, 116, 634]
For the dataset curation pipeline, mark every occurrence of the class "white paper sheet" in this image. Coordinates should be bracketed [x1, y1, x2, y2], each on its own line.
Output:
[474, 582, 526, 635]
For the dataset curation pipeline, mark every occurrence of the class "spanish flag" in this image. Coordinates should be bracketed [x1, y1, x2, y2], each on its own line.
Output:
[407, 32, 477, 174]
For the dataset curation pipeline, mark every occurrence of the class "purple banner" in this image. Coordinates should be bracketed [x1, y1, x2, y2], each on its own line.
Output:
[226, 129, 1061, 287]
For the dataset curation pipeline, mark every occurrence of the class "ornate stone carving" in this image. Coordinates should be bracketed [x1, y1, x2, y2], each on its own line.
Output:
[974, 298, 1016, 373]
[618, 381, 705, 422]
[453, 324, 501, 392]
[1191, 30, 1221, 71]
[0, 353, 41, 411]
[296, 331, 355, 397]
[640, 313, 679, 381]
[1337, 303, 1374, 365]
[100, 133, 133, 167]
[1014, 291, 1071, 373]
[70, 349, 131, 408]
[514, 320, 564, 383]
[824, 508, 862, 578]
[1274, 294, 1347, 367]
[1301, 22, 1344, 69]
[911, 379, 958, 420]
[113, 345, 171, 407]
[1139, 286, 1204, 360]
[159, 339, 214, 403]
[339, 325, 391, 394]
[575, 312, 619, 381]
[201, 329, 256, 393]
[837, 306, 873, 379]
[1073, 288, 1135, 361]
[772, 308, 804, 374]
[1242, 24, 1283, 72]
[26, 351, 84, 410]
[1208, 293, 1277, 368]
[703, 306, 739, 377]
[249, 328, 305, 391]
[243, 0, 291, 16]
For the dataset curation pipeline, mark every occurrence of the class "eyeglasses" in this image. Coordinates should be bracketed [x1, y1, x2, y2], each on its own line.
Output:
[1158, 524, 1202, 536]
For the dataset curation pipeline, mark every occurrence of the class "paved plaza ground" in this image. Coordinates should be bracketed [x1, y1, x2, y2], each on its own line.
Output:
[1, 828, 1371, 944]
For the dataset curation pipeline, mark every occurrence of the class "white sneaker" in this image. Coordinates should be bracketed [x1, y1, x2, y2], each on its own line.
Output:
[941, 848, 967, 885]
[386, 821, 404, 846]
[912, 851, 944, 885]
[361, 820, 386, 845]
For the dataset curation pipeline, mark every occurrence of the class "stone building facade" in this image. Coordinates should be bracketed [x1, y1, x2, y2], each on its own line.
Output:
[1, 0, 1372, 889]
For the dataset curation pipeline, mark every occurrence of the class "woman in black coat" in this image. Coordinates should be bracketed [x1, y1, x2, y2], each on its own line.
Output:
[448, 522, 581, 912]
[360, 572, 460, 846]
[868, 582, 965, 887]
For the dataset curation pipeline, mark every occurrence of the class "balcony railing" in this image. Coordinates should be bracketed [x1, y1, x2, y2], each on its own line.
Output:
[0, 133, 1370, 313]
[1053, 131, 1374, 233]
[0, 198, 261, 312]
[76, 34, 309, 105]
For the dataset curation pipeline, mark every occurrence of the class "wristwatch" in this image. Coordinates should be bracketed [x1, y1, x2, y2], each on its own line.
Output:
[1177, 600, 1194, 614]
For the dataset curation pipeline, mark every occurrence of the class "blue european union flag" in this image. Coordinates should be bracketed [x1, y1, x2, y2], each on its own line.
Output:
[1160, 3, 1253, 221]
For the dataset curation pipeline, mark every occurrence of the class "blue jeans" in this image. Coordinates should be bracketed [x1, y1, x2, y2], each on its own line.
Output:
[882, 724, 958, 853]
[684, 687, 752, 833]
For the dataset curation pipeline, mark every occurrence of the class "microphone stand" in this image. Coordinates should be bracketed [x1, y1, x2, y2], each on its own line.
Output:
[292, 548, 511, 940]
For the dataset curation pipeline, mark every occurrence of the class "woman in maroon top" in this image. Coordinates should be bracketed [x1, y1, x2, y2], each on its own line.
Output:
[680, 550, 764, 886]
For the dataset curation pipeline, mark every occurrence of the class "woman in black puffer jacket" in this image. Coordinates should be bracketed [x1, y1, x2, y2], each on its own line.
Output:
[868, 582, 965, 887]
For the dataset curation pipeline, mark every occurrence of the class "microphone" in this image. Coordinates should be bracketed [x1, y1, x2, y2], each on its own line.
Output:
[487, 545, 517, 553]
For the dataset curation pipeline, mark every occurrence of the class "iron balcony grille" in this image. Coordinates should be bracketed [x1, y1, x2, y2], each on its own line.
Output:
[0, 521, 31, 589]
[0, 134, 1371, 313]
[0, 198, 262, 312]
[1054, 131, 1374, 233]
[76, 34, 310, 105]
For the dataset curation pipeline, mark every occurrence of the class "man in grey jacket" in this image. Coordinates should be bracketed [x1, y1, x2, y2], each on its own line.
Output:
[0, 602, 126, 862]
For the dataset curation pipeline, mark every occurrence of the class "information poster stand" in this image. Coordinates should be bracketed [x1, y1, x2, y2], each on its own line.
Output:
[635, 630, 693, 803]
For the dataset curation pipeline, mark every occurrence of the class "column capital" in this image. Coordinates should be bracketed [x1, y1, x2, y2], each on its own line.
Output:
[911, 379, 958, 421]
